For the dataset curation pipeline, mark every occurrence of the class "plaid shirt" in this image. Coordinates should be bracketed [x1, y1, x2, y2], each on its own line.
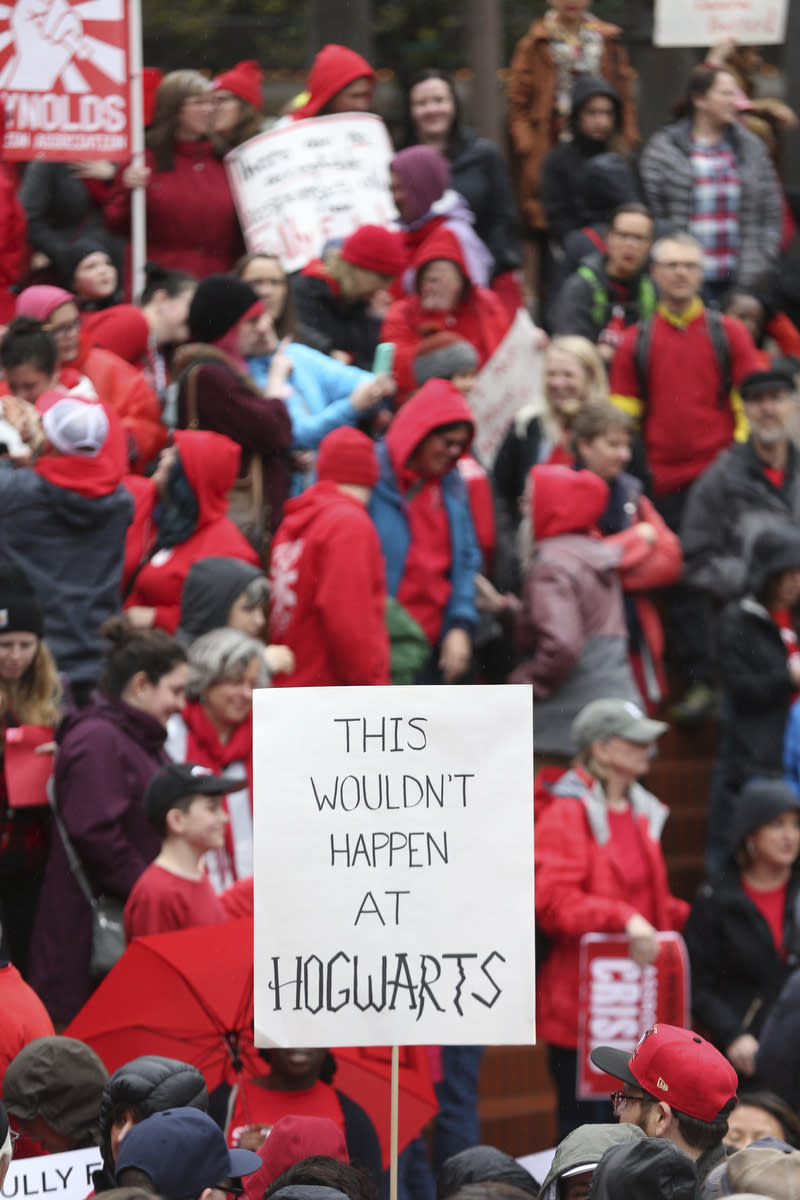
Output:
[689, 138, 741, 282]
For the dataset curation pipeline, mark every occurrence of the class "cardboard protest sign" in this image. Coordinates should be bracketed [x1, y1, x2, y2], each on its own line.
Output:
[3, 1146, 103, 1200]
[576, 932, 690, 1100]
[252, 685, 535, 1048]
[466, 310, 544, 470]
[654, 0, 788, 47]
[0, 0, 132, 160]
[226, 113, 397, 273]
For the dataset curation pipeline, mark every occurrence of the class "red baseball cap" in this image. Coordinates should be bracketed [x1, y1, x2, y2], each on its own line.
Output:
[590, 1024, 738, 1122]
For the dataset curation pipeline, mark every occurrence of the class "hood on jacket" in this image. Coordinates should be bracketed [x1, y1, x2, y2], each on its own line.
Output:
[33, 398, 129, 499]
[243, 1115, 348, 1200]
[97, 1056, 208, 1176]
[701, 1138, 797, 1200]
[539, 1124, 645, 1200]
[28, 470, 132, 530]
[274, 478, 364, 539]
[177, 556, 265, 646]
[581, 152, 639, 224]
[173, 429, 242, 527]
[747, 522, 800, 599]
[437, 1146, 540, 1200]
[293, 44, 375, 119]
[531, 464, 609, 541]
[412, 225, 472, 295]
[569, 75, 622, 136]
[385, 378, 474, 475]
[587, 1140, 696, 1200]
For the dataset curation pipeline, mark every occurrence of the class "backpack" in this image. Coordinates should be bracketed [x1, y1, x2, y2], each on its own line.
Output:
[577, 263, 657, 332]
[633, 307, 732, 407]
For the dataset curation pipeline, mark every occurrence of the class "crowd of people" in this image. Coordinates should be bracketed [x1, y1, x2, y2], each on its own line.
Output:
[2, 2, 800, 1198]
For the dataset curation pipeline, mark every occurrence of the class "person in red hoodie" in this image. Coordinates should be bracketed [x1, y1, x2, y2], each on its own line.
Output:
[269, 426, 390, 688]
[291, 44, 376, 120]
[122, 430, 260, 635]
[14, 286, 166, 469]
[380, 227, 512, 406]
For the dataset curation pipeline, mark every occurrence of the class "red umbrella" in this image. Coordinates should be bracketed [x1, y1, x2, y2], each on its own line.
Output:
[66, 919, 437, 1163]
[66, 919, 260, 1090]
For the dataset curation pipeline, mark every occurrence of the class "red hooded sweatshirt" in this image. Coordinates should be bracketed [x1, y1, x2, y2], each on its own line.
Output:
[380, 227, 512, 406]
[269, 479, 390, 687]
[384, 380, 475, 644]
[123, 429, 259, 632]
[33, 389, 129, 500]
[530, 463, 609, 541]
[292, 44, 375, 119]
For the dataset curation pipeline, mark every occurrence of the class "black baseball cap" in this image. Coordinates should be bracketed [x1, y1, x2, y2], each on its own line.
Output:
[144, 762, 245, 824]
[740, 368, 796, 401]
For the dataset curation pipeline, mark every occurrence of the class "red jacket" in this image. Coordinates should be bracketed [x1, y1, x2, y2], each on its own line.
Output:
[380, 227, 512, 406]
[104, 140, 245, 281]
[269, 480, 390, 687]
[535, 767, 689, 1048]
[123, 429, 260, 632]
[0, 165, 27, 322]
[67, 332, 166, 469]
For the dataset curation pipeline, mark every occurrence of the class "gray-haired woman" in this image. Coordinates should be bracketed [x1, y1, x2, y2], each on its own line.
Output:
[166, 628, 269, 891]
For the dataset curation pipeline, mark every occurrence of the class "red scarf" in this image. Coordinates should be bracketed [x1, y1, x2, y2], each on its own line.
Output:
[181, 700, 253, 874]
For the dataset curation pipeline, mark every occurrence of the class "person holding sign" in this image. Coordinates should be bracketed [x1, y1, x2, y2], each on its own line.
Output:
[290, 44, 375, 122]
[369, 378, 481, 684]
[533, 698, 689, 1136]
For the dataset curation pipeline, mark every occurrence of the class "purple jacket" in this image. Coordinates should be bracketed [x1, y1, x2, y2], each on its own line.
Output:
[28, 695, 168, 1025]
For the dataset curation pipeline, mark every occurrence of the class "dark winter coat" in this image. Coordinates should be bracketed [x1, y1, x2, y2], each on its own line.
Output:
[28, 696, 169, 1025]
[757, 966, 800, 1108]
[449, 128, 522, 278]
[550, 250, 656, 342]
[290, 266, 383, 371]
[682, 440, 800, 603]
[683, 864, 800, 1051]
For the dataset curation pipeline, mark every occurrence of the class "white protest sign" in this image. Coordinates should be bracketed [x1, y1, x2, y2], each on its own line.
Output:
[467, 309, 544, 470]
[252, 685, 535, 1048]
[654, 0, 788, 47]
[3, 1146, 103, 1200]
[226, 113, 396, 273]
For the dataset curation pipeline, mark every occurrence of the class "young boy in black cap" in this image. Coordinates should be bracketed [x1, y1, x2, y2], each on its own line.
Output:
[123, 763, 245, 940]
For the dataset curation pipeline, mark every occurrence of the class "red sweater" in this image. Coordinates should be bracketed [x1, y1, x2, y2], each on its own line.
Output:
[104, 140, 245, 280]
[610, 301, 759, 495]
[269, 481, 390, 687]
[123, 429, 260, 632]
[124, 863, 228, 939]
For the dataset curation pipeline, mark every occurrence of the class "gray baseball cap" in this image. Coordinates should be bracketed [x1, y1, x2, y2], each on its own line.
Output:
[571, 699, 667, 752]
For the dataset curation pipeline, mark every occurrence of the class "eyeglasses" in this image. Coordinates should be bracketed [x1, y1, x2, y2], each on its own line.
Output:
[609, 230, 651, 244]
[44, 318, 81, 336]
[611, 1089, 656, 1113]
[654, 260, 702, 272]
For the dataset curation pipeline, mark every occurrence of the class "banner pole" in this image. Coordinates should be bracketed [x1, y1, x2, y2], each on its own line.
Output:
[390, 1045, 399, 1200]
[127, 0, 146, 300]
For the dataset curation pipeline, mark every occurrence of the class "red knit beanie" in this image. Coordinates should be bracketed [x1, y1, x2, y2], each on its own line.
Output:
[213, 60, 264, 111]
[316, 426, 379, 487]
[341, 225, 407, 278]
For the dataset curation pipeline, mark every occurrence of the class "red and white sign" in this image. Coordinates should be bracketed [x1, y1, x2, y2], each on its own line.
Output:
[576, 932, 690, 1100]
[0, 0, 131, 160]
[654, 0, 788, 47]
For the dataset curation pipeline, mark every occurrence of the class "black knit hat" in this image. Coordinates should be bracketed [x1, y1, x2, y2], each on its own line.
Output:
[748, 523, 800, 598]
[188, 275, 260, 344]
[729, 779, 800, 853]
[58, 237, 110, 289]
[0, 560, 43, 637]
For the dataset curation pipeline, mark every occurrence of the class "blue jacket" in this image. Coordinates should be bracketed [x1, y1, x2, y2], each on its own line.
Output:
[247, 342, 373, 450]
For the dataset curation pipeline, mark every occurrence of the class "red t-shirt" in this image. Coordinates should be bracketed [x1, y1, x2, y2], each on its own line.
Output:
[226, 1078, 344, 1148]
[742, 878, 787, 956]
[608, 806, 657, 925]
[123, 863, 228, 940]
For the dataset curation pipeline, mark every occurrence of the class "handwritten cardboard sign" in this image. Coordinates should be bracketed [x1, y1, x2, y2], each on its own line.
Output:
[576, 932, 690, 1100]
[252, 685, 535, 1047]
[3, 1146, 103, 1200]
[225, 113, 397, 273]
[654, 0, 788, 47]
[0, 0, 131, 161]
[467, 309, 544, 470]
